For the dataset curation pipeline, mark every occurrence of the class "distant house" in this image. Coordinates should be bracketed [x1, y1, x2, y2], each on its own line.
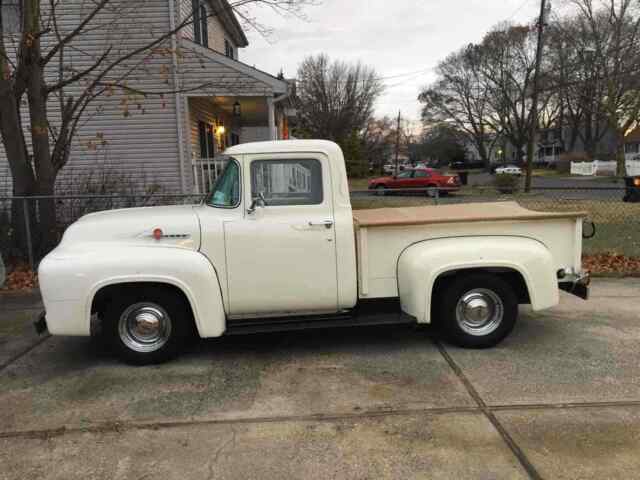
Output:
[0, 0, 295, 195]
[624, 127, 640, 162]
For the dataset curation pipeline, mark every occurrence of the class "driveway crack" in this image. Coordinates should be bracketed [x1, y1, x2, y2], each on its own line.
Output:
[435, 340, 543, 480]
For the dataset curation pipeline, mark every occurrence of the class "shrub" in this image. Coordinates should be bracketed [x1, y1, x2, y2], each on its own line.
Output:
[494, 173, 521, 194]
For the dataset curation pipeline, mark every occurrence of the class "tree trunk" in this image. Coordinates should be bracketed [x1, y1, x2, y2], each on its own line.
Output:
[525, 137, 534, 192]
[615, 130, 628, 177]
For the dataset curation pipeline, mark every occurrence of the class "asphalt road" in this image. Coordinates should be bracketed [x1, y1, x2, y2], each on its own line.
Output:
[1, 279, 640, 479]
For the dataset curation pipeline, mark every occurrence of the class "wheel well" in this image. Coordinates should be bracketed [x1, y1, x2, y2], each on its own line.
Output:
[91, 282, 196, 325]
[432, 267, 531, 305]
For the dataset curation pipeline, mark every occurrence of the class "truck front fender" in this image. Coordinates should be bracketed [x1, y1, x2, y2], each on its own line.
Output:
[39, 246, 226, 338]
[397, 236, 559, 323]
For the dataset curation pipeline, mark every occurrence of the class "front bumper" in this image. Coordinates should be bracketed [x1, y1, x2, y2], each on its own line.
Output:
[559, 272, 590, 300]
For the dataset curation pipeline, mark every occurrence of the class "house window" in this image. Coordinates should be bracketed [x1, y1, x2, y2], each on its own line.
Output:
[225, 39, 234, 59]
[625, 143, 640, 154]
[1, 0, 21, 34]
[198, 121, 215, 158]
[192, 0, 209, 47]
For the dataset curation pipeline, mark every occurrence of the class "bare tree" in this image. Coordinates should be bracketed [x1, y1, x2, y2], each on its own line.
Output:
[419, 45, 501, 167]
[295, 54, 384, 153]
[567, 0, 640, 175]
[0, 0, 316, 253]
[480, 24, 556, 188]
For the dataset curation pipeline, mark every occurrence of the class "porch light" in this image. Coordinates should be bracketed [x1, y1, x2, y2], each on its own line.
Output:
[216, 125, 226, 135]
[233, 100, 241, 117]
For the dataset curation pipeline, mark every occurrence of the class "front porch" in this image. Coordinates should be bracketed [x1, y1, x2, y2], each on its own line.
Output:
[186, 95, 294, 194]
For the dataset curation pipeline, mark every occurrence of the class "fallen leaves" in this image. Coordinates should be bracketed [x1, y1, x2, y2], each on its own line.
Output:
[1, 264, 38, 292]
[583, 254, 640, 276]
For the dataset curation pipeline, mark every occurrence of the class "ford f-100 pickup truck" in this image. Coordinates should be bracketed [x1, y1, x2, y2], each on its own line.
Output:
[37, 140, 590, 364]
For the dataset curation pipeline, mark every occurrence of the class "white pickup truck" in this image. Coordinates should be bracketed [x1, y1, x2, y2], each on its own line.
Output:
[37, 140, 590, 364]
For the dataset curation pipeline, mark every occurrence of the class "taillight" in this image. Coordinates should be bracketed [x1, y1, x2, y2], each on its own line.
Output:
[153, 228, 163, 240]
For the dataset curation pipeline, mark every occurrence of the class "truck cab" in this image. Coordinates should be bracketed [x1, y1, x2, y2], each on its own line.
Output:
[38, 140, 589, 364]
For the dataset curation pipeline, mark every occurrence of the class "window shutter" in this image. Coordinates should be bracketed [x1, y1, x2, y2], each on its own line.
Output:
[200, 5, 209, 47]
[198, 121, 208, 158]
[192, 0, 201, 44]
[207, 125, 216, 158]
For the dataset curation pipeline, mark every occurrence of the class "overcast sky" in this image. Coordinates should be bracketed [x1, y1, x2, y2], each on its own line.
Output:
[241, 0, 545, 124]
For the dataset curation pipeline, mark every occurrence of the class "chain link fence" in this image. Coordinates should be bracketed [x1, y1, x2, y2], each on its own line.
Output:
[1, 186, 638, 275]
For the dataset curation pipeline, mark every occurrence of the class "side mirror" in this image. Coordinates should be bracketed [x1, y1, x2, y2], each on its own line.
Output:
[247, 192, 267, 215]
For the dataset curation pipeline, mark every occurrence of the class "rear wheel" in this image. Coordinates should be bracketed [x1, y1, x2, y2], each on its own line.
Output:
[376, 184, 387, 196]
[103, 286, 194, 365]
[426, 184, 437, 197]
[437, 273, 518, 348]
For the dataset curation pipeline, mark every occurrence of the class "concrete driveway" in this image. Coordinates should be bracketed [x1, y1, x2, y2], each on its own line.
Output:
[1, 278, 639, 480]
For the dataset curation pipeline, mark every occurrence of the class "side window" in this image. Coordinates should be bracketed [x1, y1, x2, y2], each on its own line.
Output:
[397, 171, 413, 179]
[414, 170, 430, 178]
[251, 159, 323, 206]
[208, 157, 240, 208]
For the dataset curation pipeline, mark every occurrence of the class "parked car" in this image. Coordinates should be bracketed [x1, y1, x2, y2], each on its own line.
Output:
[368, 168, 461, 196]
[37, 140, 589, 364]
[623, 176, 640, 202]
[495, 165, 523, 176]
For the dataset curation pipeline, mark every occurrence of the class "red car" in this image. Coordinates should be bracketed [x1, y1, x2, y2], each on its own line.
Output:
[368, 168, 460, 196]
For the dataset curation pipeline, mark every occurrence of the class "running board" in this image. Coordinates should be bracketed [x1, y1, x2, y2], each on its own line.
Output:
[226, 311, 416, 336]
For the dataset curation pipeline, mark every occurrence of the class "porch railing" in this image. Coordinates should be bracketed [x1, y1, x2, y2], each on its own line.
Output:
[191, 157, 228, 194]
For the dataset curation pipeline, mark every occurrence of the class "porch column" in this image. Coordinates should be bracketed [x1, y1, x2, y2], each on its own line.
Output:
[267, 96, 276, 140]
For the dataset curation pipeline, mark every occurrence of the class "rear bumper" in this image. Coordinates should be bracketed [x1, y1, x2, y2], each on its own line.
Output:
[559, 272, 590, 300]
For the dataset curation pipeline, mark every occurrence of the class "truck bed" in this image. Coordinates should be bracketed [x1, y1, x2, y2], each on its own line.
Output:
[352, 201, 586, 228]
[352, 202, 587, 300]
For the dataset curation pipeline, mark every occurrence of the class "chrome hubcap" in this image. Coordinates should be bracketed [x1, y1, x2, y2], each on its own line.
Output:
[119, 303, 171, 353]
[455, 289, 504, 336]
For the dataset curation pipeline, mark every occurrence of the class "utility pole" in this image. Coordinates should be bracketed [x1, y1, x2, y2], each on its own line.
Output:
[395, 110, 401, 176]
[525, 0, 550, 192]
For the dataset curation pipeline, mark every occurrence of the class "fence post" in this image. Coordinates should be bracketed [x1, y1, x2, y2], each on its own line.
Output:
[22, 198, 35, 271]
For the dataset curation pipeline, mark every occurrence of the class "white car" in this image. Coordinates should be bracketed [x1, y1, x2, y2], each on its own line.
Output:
[37, 140, 589, 364]
[495, 165, 523, 176]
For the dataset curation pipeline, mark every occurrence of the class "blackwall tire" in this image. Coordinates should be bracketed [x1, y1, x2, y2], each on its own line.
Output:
[437, 273, 518, 349]
[103, 286, 193, 365]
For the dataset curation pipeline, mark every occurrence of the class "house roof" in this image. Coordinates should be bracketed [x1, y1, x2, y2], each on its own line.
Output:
[625, 127, 640, 143]
[185, 41, 288, 94]
[211, 0, 249, 48]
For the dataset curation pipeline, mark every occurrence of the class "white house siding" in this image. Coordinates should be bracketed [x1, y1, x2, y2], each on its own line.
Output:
[0, 0, 183, 195]
[178, 0, 237, 56]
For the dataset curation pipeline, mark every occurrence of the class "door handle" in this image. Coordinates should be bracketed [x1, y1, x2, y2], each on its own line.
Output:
[308, 220, 334, 229]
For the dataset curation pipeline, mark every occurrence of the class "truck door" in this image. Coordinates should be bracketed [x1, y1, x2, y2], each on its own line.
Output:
[224, 154, 339, 316]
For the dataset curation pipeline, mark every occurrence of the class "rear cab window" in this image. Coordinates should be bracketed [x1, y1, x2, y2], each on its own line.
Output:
[250, 159, 323, 206]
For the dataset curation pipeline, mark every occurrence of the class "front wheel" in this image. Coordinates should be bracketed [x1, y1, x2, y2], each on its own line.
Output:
[375, 184, 387, 196]
[103, 286, 194, 365]
[437, 273, 518, 348]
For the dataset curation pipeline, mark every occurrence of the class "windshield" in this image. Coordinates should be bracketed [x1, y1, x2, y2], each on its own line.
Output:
[207, 157, 241, 208]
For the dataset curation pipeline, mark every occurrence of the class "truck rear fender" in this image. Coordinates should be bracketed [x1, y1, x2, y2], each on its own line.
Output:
[397, 236, 558, 323]
[85, 248, 226, 338]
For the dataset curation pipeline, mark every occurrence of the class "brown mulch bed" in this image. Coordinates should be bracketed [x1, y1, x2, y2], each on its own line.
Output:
[583, 254, 640, 276]
[1, 263, 38, 292]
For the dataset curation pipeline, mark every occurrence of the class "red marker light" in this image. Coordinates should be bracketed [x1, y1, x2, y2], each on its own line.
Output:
[152, 228, 163, 240]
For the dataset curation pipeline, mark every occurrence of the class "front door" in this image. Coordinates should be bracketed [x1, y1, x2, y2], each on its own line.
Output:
[224, 154, 339, 317]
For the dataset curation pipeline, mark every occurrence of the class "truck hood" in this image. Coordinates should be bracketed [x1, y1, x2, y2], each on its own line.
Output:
[57, 205, 201, 251]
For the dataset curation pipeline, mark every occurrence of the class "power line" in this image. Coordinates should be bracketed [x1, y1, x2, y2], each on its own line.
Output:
[506, 0, 536, 21]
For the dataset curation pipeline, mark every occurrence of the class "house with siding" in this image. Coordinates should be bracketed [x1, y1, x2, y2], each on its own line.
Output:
[0, 0, 294, 196]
